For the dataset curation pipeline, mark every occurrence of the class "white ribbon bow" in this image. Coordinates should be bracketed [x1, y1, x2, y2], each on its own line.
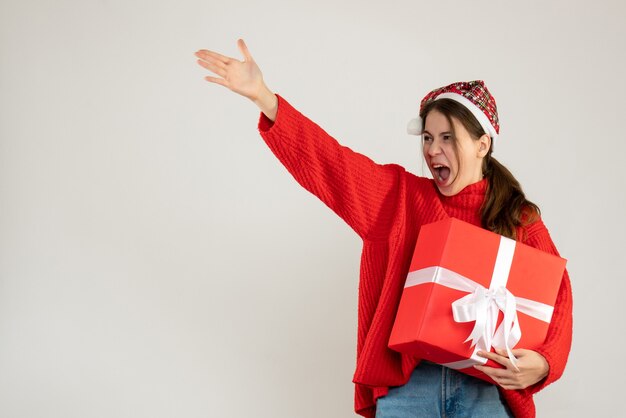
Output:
[403, 236, 554, 370]
[451, 285, 522, 368]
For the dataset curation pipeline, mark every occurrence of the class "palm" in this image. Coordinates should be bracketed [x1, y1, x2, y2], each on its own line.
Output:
[224, 59, 263, 97]
[195, 39, 265, 101]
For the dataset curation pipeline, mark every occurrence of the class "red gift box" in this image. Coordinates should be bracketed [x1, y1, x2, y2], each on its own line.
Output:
[388, 217, 566, 383]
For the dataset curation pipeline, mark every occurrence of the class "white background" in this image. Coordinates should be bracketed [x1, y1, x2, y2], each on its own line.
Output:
[1, 0, 624, 417]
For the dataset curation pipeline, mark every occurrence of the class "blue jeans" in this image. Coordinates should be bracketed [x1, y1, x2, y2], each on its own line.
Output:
[375, 361, 514, 417]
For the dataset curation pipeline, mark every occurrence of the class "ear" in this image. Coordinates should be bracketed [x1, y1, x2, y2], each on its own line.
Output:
[477, 134, 491, 158]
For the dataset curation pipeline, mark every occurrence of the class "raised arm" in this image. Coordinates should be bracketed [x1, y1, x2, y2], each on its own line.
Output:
[195, 39, 407, 240]
[257, 92, 405, 240]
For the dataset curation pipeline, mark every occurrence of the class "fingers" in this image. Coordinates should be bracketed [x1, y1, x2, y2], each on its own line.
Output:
[195, 51, 228, 70]
[237, 38, 253, 62]
[194, 41, 255, 90]
[496, 348, 521, 372]
[196, 57, 227, 78]
[476, 350, 513, 369]
[474, 349, 535, 390]
[495, 348, 509, 356]
[510, 348, 530, 358]
[474, 364, 509, 379]
[474, 365, 522, 390]
[494, 379, 521, 390]
[195, 49, 233, 65]
[204, 76, 227, 86]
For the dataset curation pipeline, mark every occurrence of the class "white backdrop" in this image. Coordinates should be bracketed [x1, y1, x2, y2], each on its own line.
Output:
[1, 0, 624, 417]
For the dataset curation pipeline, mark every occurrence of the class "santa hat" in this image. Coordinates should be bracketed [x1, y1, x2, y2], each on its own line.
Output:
[407, 80, 500, 144]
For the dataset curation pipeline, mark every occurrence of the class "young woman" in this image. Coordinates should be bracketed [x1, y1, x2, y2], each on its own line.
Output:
[194, 39, 573, 418]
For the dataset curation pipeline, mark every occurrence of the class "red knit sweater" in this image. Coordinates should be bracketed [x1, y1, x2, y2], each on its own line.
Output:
[257, 94, 573, 418]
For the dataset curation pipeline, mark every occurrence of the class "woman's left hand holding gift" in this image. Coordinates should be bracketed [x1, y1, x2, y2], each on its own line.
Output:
[473, 348, 549, 390]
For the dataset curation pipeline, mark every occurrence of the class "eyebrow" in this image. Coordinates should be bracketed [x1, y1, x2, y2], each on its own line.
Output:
[422, 130, 452, 136]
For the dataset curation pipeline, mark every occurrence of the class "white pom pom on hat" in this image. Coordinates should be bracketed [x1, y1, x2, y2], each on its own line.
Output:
[406, 116, 423, 136]
[407, 80, 500, 145]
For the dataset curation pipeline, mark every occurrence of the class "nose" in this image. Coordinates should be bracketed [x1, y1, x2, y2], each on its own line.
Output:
[426, 137, 442, 157]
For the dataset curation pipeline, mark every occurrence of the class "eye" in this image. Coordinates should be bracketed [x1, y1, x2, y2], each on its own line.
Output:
[443, 135, 452, 141]
[423, 135, 433, 142]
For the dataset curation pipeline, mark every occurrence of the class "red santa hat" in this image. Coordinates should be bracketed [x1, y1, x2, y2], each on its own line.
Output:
[407, 80, 500, 145]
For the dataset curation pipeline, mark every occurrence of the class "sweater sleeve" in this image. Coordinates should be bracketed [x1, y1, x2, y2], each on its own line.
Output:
[257, 93, 406, 241]
[520, 218, 573, 394]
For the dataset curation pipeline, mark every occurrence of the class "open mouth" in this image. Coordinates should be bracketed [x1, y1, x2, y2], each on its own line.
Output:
[432, 163, 451, 183]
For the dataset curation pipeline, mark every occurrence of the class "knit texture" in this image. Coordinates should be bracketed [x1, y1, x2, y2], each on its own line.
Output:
[257, 94, 573, 418]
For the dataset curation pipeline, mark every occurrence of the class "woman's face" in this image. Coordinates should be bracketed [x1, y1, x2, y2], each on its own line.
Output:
[422, 110, 490, 196]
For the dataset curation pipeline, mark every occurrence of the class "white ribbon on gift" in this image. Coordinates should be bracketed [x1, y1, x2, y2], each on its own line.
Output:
[404, 236, 554, 370]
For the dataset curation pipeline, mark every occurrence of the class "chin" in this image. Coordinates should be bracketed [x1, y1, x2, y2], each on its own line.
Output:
[436, 184, 457, 197]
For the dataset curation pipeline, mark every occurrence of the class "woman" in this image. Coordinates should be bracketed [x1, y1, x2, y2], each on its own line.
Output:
[194, 39, 572, 418]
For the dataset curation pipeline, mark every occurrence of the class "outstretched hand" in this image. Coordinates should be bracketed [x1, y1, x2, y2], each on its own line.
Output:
[474, 348, 549, 390]
[195, 39, 266, 102]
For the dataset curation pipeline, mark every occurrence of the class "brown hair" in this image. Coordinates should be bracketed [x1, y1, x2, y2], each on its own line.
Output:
[420, 98, 540, 241]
